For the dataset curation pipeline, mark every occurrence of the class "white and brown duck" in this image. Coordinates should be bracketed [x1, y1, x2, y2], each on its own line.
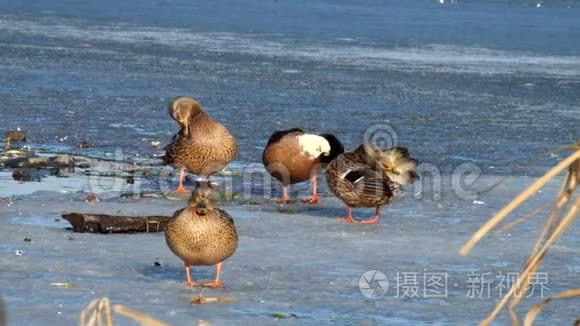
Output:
[262, 128, 344, 203]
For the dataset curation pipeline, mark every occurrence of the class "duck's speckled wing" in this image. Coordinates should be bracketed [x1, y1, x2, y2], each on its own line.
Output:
[214, 208, 236, 227]
[163, 114, 237, 176]
[341, 168, 393, 201]
[327, 146, 402, 208]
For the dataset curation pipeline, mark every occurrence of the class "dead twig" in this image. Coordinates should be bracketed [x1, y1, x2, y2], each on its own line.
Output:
[523, 289, 580, 326]
[79, 297, 168, 326]
[460, 149, 580, 256]
[112, 305, 170, 326]
[459, 145, 579, 326]
[494, 202, 552, 233]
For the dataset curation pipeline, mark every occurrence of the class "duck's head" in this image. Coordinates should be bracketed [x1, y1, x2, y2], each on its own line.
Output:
[168, 97, 205, 137]
[295, 133, 344, 164]
[362, 144, 419, 185]
[189, 180, 218, 215]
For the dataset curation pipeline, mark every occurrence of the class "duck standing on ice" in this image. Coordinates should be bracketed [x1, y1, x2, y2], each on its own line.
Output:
[262, 128, 344, 203]
[165, 180, 238, 287]
[326, 144, 418, 224]
[164, 96, 237, 192]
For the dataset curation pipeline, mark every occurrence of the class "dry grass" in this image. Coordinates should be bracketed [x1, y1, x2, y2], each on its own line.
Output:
[79, 297, 169, 326]
[191, 289, 238, 305]
[79, 298, 113, 326]
[523, 289, 580, 326]
[460, 144, 579, 326]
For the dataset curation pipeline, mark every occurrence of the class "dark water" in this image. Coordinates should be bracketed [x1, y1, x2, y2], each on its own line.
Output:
[0, 0, 579, 175]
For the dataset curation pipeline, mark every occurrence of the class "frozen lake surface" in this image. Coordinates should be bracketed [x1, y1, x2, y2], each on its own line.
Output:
[0, 175, 578, 325]
[0, 0, 579, 325]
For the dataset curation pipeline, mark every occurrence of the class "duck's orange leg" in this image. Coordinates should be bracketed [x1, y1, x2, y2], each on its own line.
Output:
[273, 185, 292, 203]
[302, 175, 320, 204]
[181, 264, 202, 287]
[176, 168, 191, 193]
[337, 206, 358, 224]
[360, 207, 381, 224]
[202, 262, 225, 288]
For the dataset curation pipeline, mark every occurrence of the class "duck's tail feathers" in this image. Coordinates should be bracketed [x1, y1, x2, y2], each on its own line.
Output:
[266, 128, 304, 146]
[380, 147, 419, 185]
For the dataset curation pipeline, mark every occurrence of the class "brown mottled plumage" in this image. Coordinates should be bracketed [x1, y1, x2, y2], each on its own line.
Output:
[326, 144, 418, 224]
[165, 181, 238, 287]
[262, 128, 343, 203]
[164, 97, 237, 192]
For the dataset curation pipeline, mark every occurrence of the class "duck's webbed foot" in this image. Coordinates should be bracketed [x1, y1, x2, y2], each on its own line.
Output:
[201, 281, 224, 288]
[273, 185, 292, 203]
[176, 185, 191, 193]
[337, 206, 359, 223]
[181, 265, 201, 286]
[302, 194, 320, 204]
[202, 262, 225, 288]
[302, 176, 320, 204]
[359, 207, 381, 224]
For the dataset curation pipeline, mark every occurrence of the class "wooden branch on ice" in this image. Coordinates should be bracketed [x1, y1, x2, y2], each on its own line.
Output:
[62, 213, 173, 233]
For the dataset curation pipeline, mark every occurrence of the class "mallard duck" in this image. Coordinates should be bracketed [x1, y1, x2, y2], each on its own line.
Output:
[165, 180, 238, 287]
[262, 128, 344, 203]
[164, 97, 237, 192]
[326, 144, 418, 224]
[3, 128, 26, 150]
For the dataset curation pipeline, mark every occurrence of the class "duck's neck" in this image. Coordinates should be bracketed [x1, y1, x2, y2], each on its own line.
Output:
[181, 113, 211, 138]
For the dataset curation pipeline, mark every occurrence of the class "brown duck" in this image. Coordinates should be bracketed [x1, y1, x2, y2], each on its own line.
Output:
[262, 128, 344, 203]
[326, 144, 418, 224]
[165, 180, 238, 287]
[164, 97, 237, 192]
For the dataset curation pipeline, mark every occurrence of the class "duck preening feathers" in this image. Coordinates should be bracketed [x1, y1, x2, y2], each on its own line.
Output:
[163, 97, 237, 192]
[326, 144, 418, 224]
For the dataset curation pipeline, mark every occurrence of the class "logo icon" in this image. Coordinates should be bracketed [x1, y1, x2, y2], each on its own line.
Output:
[359, 270, 389, 299]
[363, 124, 398, 149]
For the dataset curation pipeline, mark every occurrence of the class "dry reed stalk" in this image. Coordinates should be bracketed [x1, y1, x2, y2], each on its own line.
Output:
[112, 305, 170, 326]
[79, 298, 99, 326]
[460, 149, 580, 256]
[529, 166, 577, 258]
[79, 298, 168, 326]
[523, 289, 580, 326]
[506, 162, 578, 325]
[494, 202, 551, 233]
[479, 198, 578, 325]
[79, 298, 113, 326]
[460, 145, 579, 326]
